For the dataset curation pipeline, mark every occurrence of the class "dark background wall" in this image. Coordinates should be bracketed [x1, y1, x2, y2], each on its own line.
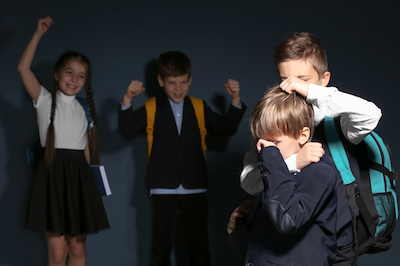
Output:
[1, 1, 399, 265]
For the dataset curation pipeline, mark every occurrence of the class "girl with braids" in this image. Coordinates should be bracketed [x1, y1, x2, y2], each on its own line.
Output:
[17, 16, 109, 266]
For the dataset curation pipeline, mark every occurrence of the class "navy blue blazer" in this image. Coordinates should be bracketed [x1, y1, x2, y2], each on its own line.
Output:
[228, 147, 337, 266]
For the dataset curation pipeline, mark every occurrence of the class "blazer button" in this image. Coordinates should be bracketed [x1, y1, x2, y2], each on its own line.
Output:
[245, 262, 254, 266]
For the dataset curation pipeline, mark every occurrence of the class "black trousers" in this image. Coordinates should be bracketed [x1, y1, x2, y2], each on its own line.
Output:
[150, 193, 210, 266]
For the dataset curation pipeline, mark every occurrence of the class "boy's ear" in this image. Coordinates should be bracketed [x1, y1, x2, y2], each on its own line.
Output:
[54, 73, 59, 81]
[299, 127, 311, 146]
[320, 71, 331, 87]
[157, 75, 164, 87]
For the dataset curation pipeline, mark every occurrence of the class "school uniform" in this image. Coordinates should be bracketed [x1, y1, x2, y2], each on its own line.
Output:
[230, 147, 337, 266]
[118, 93, 246, 265]
[22, 86, 110, 236]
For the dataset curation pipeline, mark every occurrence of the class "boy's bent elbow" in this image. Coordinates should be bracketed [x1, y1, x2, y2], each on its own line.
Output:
[264, 200, 297, 235]
[346, 106, 382, 144]
[370, 105, 382, 128]
[364, 103, 382, 129]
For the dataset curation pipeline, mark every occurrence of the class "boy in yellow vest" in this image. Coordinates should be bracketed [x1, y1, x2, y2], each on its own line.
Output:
[118, 51, 246, 265]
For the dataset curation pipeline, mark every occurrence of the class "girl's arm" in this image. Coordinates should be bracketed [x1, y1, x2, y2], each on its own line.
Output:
[85, 132, 90, 164]
[17, 16, 53, 102]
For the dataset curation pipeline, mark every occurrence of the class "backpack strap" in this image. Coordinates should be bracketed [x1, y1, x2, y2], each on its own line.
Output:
[144, 97, 156, 159]
[324, 117, 355, 185]
[189, 96, 207, 157]
[76, 97, 93, 132]
[370, 162, 400, 181]
[324, 117, 370, 265]
[144, 96, 207, 159]
[325, 117, 376, 228]
[366, 132, 400, 181]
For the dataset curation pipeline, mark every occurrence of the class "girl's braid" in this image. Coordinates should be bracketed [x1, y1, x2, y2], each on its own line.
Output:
[85, 76, 101, 165]
[44, 80, 58, 167]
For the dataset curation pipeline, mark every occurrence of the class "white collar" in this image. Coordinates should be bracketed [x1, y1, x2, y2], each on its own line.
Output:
[284, 153, 301, 174]
[57, 90, 76, 103]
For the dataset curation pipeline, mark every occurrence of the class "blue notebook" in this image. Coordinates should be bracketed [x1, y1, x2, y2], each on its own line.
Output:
[91, 165, 112, 197]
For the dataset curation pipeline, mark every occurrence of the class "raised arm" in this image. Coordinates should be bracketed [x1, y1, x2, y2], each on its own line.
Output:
[17, 16, 53, 102]
[118, 80, 147, 140]
[224, 79, 241, 106]
[279, 76, 382, 144]
[122, 80, 145, 107]
[203, 79, 246, 135]
[258, 145, 336, 235]
[307, 83, 381, 144]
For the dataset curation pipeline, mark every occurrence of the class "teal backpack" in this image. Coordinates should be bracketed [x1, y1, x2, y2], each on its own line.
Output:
[324, 117, 399, 262]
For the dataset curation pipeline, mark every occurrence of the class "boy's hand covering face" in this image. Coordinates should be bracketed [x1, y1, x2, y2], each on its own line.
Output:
[256, 128, 310, 159]
[256, 139, 276, 153]
[279, 76, 309, 98]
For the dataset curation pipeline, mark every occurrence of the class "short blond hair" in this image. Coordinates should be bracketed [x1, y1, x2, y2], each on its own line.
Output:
[250, 86, 314, 140]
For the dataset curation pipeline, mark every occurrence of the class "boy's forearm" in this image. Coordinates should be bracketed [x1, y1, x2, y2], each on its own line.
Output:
[231, 96, 241, 106]
[205, 101, 246, 135]
[308, 84, 382, 144]
[258, 147, 296, 202]
[258, 147, 336, 235]
[118, 105, 145, 140]
[122, 94, 133, 107]
[258, 147, 298, 234]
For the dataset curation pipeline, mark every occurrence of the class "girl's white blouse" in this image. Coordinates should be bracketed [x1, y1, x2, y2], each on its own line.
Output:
[34, 86, 87, 150]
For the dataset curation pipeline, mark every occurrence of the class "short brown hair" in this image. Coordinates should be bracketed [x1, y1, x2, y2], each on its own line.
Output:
[250, 86, 314, 140]
[273, 32, 328, 78]
[158, 51, 191, 79]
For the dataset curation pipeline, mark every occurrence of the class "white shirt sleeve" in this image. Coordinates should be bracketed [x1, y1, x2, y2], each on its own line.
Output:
[240, 149, 264, 195]
[33, 86, 50, 109]
[240, 150, 300, 195]
[307, 83, 382, 144]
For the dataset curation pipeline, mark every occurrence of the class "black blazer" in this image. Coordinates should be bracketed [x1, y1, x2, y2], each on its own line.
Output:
[118, 94, 246, 189]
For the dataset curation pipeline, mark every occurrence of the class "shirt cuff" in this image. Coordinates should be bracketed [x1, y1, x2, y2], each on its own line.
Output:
[121, 102, 131, 111]
[284, 153, 300, 173]
[232, 102, 242, 109]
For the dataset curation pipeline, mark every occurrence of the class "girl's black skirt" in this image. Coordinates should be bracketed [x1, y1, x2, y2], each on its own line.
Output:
[22, 149, 110, 236]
